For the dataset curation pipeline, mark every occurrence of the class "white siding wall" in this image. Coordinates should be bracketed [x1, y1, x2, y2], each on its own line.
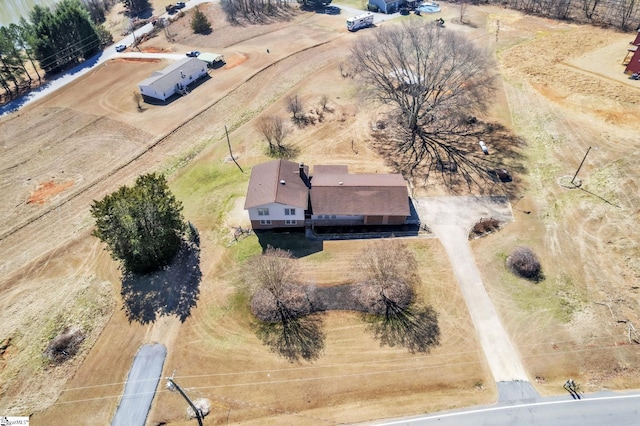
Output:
[248, 202, 305, 221]
[311, 214, 364, 220]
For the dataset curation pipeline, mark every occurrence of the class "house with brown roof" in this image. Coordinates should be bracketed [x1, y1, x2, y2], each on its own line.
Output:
[244, 160, 309, 230]
[309, 165, 410, 227]
[244, 160, 411, 231]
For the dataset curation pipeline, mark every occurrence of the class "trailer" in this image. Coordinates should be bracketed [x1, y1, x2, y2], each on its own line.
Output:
[347, 12, 374, 32]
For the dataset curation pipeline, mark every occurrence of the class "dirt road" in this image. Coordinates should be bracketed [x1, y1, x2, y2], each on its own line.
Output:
[414, 196, 529, 382]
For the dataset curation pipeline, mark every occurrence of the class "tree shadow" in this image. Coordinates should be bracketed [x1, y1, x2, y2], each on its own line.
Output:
[253, 308, 325, 363]
[370, 119, 527, 198]
[267, 143, 300, 160]
[363, 300, 440, 353]
[120, 240, 201, 324]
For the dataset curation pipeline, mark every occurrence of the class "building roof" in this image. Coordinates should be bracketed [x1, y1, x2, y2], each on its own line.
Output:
[310, 171, 409, 216]
[244, 160, 309, 209]
[198, 52, 224, 63]
[313, 164, 349, 175]
[138, 58, 204, 93]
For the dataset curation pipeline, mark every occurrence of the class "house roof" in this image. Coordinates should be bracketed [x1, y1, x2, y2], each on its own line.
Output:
[313, 164, 349, 175]
[138, 58, 204, 93]
[244, 160, 309, 209]
[310, 172, 409, 216]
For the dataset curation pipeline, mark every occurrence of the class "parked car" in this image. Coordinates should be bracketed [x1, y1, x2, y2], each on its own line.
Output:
[115, 44, 126, 52]
[186, 50, 201, 57]
[479, 140, 489, 154]
[166, 4, 177, 13]
[175, 1, 186, 8]
[325, 5, 340, 14]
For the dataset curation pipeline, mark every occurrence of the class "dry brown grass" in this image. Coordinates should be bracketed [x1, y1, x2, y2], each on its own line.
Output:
[2, 3, 640, 424]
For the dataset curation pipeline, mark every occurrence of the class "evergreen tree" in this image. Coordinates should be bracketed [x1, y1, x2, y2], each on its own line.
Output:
[191, 7, 212, 35]
[29, 0, 100, 73]
[91, 173, 187, 274]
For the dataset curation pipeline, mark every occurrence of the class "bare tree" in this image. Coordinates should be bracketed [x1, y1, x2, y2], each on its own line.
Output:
[256, 115, 276, 152]
[256, 115, 292, 158]
[286, 94, 303, 121]
[246, 247, 324, 361]
[460, 0, 470, 23]
[133, 90, 143, 110]
[353, 241, 440, 353]
[351, 20, 496, 184]
[320, 94, 329, 111]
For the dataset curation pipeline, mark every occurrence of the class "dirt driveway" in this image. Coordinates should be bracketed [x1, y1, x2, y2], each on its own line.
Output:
[414, 196, 529, 382]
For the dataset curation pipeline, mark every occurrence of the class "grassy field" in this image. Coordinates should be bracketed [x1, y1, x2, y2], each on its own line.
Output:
[2, 2, 640, 424]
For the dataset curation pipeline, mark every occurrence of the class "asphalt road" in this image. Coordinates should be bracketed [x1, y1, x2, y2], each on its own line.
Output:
[375, 390, 640, 425]
[111, 343, 167, 426]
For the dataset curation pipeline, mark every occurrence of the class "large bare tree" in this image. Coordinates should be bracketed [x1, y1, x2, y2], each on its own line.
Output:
[352, 241, 440, 353]
[246, 247, 324, 361]
[351, 20, 496, 183]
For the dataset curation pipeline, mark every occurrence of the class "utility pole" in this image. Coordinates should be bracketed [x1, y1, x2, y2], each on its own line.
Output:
[225, 125, 244, 173]
[166, 376, 204, 426]
[571, 146, 591, 185]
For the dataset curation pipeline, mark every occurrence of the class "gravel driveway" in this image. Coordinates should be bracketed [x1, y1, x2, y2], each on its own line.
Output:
[413, 196, 529, 383]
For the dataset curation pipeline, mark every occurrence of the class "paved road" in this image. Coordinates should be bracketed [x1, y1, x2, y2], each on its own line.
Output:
[111, 343, 167, 426]
[413, 196, 529, 382]
[375, 390, 640, 425]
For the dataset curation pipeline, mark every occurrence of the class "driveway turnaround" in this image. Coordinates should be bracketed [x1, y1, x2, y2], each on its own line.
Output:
[414, 196, 529, 383]
[111, 343, 167, 426]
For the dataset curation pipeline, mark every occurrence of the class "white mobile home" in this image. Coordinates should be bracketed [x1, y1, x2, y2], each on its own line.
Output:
[138, 57, 207, 102]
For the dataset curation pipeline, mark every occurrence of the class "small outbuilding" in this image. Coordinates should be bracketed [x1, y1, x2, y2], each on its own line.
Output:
[138, 57, 207, 102]
[197, 52, 225, 67]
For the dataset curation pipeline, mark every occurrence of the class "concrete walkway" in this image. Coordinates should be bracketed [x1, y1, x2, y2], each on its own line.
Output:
[414, 196, 529, 383]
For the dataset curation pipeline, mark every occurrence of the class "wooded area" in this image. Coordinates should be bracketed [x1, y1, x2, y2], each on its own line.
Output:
[0, 0, 112, 102]
[481, 0, 640, 29]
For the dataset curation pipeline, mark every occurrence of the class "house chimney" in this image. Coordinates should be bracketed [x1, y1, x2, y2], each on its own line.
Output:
[299, 162, 310, 188]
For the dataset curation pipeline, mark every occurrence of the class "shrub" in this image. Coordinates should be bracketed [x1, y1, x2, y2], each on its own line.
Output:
[44, 328, 85, 364]
[471, 217, 500, 238]
[507, 246, 543, 281]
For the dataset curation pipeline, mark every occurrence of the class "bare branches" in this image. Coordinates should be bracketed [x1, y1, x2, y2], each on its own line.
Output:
[255, 115, 294, 158]
[354, 241, 440, 353]
[507, 246, 544, 281]
[351, 20, 497, 185]
[286, 94, 303, 121]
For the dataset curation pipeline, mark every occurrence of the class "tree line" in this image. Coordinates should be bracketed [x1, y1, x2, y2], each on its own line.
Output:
[0, 0, 116, 101]
[480, 0, 640, 30]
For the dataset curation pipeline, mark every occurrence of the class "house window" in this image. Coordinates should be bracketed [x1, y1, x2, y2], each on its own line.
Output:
[284, 208, 296, 216]
[257, 208, 269, 216]
[260, 220, 272, 225]
[285, 220, 297, 225]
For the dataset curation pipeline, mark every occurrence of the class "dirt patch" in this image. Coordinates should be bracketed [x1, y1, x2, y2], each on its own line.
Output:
[224, 52, 250, 69]
[26, 180, 74, 205]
